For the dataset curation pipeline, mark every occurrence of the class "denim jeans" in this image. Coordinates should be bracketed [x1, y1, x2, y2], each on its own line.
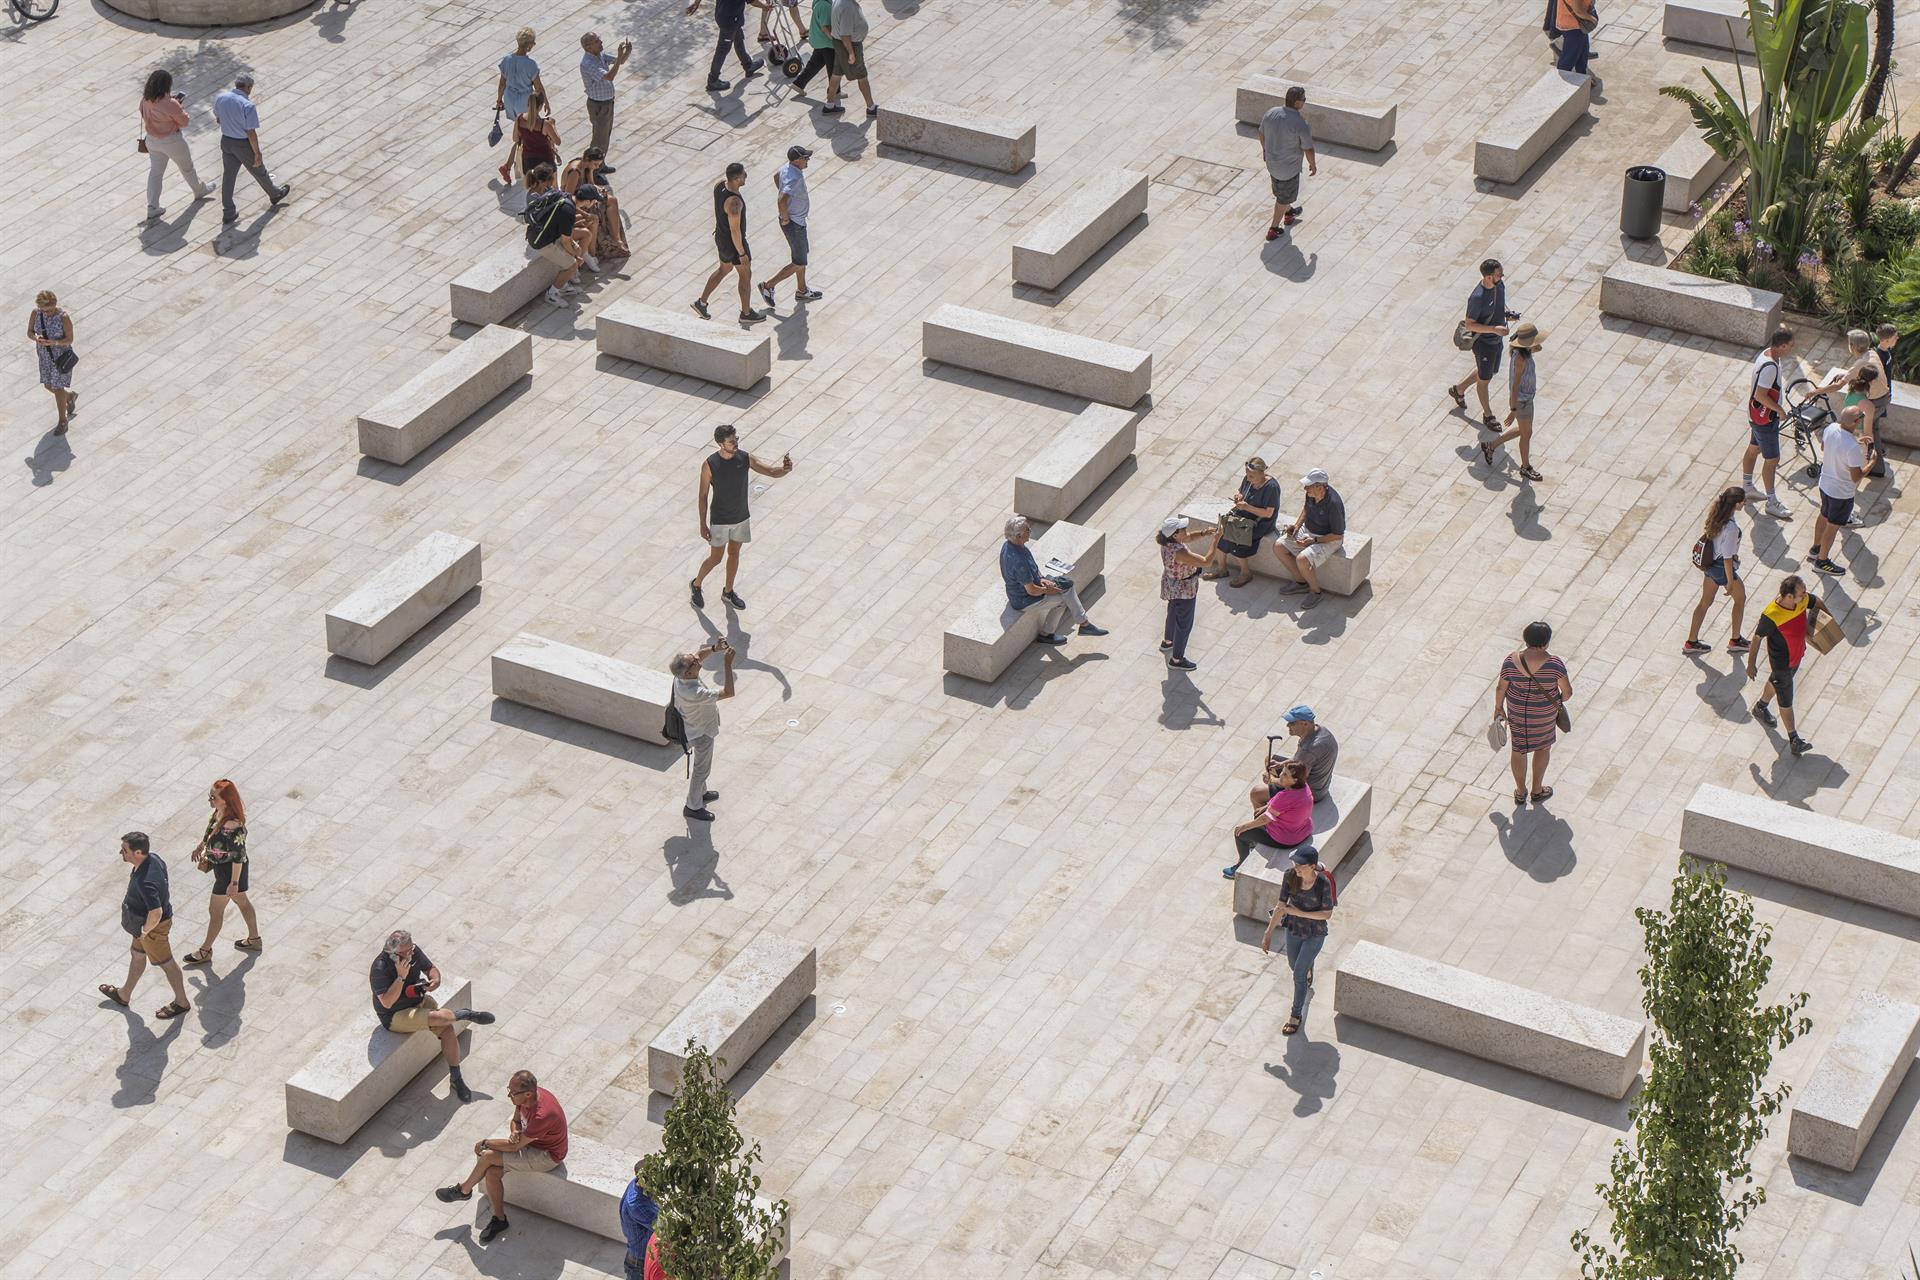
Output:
[1555, 27, 1590, 74]
[1164, 596, 1195, 660]
[708, 20, 753, 81]
[1285, 930, 1325, 1018]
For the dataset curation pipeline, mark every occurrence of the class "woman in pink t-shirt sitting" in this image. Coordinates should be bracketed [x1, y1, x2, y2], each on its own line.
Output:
[1226, 759, 1314, 879]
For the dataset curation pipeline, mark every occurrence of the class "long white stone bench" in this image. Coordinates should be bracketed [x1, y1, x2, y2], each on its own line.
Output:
[1179, 498, 1372, 596]
[1474, 69, 1589, 185]
[325, 532, 481, 666]
[1664, 0, 1754, 51]
[648, 934, 817, 1095]
[503, 1133, 789, 1263]
[1232, 775, 1373, 922]
[1335, 943, 1645, 1098]
[1013, 405, 1137, 523]
[1600, 259, 1782, 347]
[285, 975, 474, 1143]
[596, 299, 771, 391]
[923, 304, 1151, 408]
[491, 633, 672, 745]
[1879, 381, 1920, 448]
[1011, 171, 1149, 290]
[1680, 783, 1920, 916]
[451, 242, 552, 326]
[1788, 992, 1920, 1171]
[943, 521, 1107, 682]
[1234, 74, 1397, 151]
[878, 98, 1036, 172]
[356, 326, 532, 465]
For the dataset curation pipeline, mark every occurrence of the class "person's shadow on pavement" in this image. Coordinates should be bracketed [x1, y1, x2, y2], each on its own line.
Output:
[665, 827, 734, 904]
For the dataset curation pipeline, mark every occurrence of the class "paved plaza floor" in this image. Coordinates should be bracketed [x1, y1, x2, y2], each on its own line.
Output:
[7, 0, 1920, 1275]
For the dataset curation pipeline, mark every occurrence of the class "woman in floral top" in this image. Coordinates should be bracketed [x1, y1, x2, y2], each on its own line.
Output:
[183, 778, 260, 964]
[1157, 515, 1221, 672]
[1260, 851, 1336, 1036]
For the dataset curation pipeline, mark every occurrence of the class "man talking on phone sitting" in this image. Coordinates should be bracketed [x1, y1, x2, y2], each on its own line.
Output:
[370, 929, 496, 1103]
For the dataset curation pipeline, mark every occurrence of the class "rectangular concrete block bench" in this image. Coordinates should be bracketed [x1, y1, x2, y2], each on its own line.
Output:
[1788, 992, 1920, 1171]
[648, 934, 817, 1095]
[923, 304, 1151, 408]
[1179, 499, 1372, 595]
[1233, 775, 1373, 922]
[1600, 259, 1783, 347]
[1656, 127, 1737, 214]
[1879, 381, 1920, 448]
[943, 520, 1106, 682]
[357, 326, 532, 465]
[1013, 405, 1137, 523]
[1474, 69, 1589, 185]
[491, 633, 672, 745]
[596, 298, 771, 391]
[878, 98, 1035, 172]
[1665, 0, 1754, 51]
[1234, 74, 1397, 151]
[325, 531, 481, 666]
[1011, 170, 1149, 289]
[285, 975, 473, 1143]
[1680, 783, 1920, 916]
[451, 242, 552, 326]
[504, 1134, 789, 1263]
[1335, 943, 1645, 1097]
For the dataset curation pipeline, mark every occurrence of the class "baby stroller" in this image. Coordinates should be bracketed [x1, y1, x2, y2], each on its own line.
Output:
[759, 0, 809, 78]
[1781, 375, 1836, 482]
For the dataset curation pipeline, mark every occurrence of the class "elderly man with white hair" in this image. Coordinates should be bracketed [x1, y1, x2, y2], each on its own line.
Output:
[999, 516, 1108, 647]
[369, 928, 495, 1103]
[671, 639, 734, 822]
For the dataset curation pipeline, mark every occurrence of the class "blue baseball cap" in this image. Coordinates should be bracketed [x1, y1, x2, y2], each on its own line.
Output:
[1284, 705, 1315, 724]
[1288, 844, 1320, 865]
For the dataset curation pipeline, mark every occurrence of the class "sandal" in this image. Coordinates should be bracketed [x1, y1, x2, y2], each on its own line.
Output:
[1530, 786, 1554, 803]
[1514, 788, 1527, 804]
[234, 937, 262, 952]
[1520, 466, 1543, 482]
[1283, 1016, 1302, 1035]
[182, 948, 213, 965]
[1481, 413, 1499, 428]
[1199, 569, 1229, 580]
[1447, 385, 1465, 410]
[99, 984, 128, 1006]
[1480, 441, 1495, 467]
[155, 1001, 190, 1020]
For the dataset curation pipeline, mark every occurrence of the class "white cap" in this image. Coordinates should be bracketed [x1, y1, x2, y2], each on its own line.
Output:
[1160, 515, 1188, 538]
[1301, 467, 1330, 487]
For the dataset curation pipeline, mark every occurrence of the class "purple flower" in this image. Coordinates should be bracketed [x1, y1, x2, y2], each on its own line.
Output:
[1756, 239, 1774, 258]
[1798, 251, 1820, 267]
[1734, 219, 1750, 236]
[1689, 201, 1703, 217]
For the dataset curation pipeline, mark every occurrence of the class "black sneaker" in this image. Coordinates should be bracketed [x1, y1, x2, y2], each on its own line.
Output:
[271, 183, 292, 206]
[1077, 622, 1108, 637]
[436, 1185, 473, 1203]
[1727, 636, 1751, 653]
[1752, 701, 1777, 728]
[743, 56, 765, 75]
[479, 1217, 510, 1244]
[692, 299, 711, 319]
[1812, 557, 1845, 575]
[453, 1009, 496, 1025]
[684, 806, 715, 822]
[821, 102, 845, 114]
[722, 589, 746, 609]
[451, 1075, 473, 1103]
[598, 164, 617, 176]
[757, 282, 776, 307]
[1168, 657, 1198, 670]
[740, 309, 765, 323]
[690, 580, 705, 609]
[1035, 633, 1068, 646]
[797, 289, 823, 301]
[1682, 640, 1711, 654]
[702, 790, 719, 803]
[221, 212, 239, 225]
[706, 78, 731, 91]
[1789, 733, 1813, 756]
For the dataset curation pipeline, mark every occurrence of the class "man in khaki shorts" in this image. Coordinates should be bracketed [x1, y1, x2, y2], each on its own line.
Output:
[436, 1068, 570, 1243]
[370, 929, 495, 1103]
[100, 832, 193, 1021]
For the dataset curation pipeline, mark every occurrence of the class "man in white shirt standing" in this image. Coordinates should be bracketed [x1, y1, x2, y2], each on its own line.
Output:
[1809, 405, 1867, 577]
[671, 640, 734, 822]
[758, 146, 824, 308]
[1256, 86, 1315, 243]
[578, 32, 632, 160]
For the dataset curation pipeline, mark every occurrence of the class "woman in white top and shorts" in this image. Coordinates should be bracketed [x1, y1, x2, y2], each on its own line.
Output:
[1684, 485, 1750, 655]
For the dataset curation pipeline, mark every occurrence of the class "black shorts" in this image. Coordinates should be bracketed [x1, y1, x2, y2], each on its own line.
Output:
[1473, 339, 1502, 382]
[781, 220, 809, 266]
[1819, 491, 1854, 526]
[716, 237, 750, 265]
[211, 859, 250, 895]
[1767, 665, 1796, 709]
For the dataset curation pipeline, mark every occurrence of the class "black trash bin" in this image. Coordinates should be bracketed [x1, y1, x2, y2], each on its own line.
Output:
[1621, 165, 1666, 239]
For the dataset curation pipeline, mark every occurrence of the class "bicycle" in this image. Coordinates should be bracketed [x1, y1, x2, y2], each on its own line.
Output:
[8, 0, 58, 22]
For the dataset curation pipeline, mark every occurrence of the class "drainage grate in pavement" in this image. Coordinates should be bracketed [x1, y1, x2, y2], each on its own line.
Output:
[664, 123, 724, 151]
[1206, 1248, 1298, 1280]
[1155, 155, 1247, 195]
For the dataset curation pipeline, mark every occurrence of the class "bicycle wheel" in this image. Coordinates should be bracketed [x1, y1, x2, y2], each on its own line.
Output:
[15, 0, 59, 20]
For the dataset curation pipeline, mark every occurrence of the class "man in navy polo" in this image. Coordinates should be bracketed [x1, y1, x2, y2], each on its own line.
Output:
[100, 832, 193, 1020]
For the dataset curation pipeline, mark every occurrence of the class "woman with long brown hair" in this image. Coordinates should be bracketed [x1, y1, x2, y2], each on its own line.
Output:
[183, 779, 260, 964]
[1684, 485, 1750, 656]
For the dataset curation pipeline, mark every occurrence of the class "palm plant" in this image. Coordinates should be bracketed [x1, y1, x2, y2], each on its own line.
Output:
[1663, 0, 1874, 269]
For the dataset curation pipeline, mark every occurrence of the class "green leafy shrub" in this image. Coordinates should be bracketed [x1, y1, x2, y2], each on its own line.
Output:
[1863, 197, 1920, 257]
[1823, 255, 1888, 329]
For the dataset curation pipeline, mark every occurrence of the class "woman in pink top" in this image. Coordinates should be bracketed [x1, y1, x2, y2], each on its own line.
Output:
[140, 69, 213, 224]
[1226, 759, 1314, 879]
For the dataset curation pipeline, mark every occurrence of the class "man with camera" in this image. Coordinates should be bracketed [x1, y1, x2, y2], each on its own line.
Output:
[579, 32, 633, 159]
[672, 639, 735, 822]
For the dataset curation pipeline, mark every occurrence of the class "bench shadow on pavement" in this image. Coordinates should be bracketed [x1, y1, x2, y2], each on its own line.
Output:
[488, 700, 681, 771]
[649, 996, 817, 1109]
[593, 353, 769, 408]
[1231, 122, 1399, 170]
[1788, 1065, 1920, 1204]
[1332, 1013, 1638, 1128]
[1010, 216, 1150, 306]
[874, 144, 1034, 188]
[324, 588, 483, 691]
[1718, 863, 1920, 945]
[435, 1210, 619, 1280]
[280, 1029, 478, 1180]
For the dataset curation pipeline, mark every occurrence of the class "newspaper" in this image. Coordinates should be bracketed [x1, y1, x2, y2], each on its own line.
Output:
[1043, 557, 1075, 577]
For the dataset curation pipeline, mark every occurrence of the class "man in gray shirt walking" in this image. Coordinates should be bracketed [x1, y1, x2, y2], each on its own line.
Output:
[1257, 86, 1315, 243]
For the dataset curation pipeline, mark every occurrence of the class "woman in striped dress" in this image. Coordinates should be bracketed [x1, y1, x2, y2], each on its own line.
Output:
[1492, 620, 1571, 805]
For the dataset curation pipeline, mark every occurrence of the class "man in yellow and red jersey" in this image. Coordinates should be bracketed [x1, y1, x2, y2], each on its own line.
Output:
[1746, 574, 1823, 757]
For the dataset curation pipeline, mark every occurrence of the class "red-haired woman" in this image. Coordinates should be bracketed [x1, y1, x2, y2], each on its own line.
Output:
[183, 779, 259, 963]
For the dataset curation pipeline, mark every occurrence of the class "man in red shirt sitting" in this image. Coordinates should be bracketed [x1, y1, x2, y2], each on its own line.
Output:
[436, 1069, 570, 1243]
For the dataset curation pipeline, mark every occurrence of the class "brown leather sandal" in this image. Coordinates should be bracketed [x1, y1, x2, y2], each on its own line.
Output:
[99, 984, 128, 1006]
[155, 1001, 190, 1020]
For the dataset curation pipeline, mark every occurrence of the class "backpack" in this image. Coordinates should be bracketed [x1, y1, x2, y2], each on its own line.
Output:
[1690, 535, 1711, 569]
[663, 685, 691, 775]
[1748, 358, 1779, 426]
[524, 189, 574, 249]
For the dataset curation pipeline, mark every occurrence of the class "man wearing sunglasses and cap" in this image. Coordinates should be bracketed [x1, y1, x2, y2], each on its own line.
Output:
[1274, 467, 1345, 608]
[757, 145, 824, 308]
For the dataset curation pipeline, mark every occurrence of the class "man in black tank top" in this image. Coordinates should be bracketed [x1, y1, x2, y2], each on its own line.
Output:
[691, 423, 796, 610]
[693, 162, 763, 323]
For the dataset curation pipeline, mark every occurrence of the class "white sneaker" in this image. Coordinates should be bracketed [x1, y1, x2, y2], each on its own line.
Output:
[583, 254, 601, 273]
[560, 280, 584, 295]
[1764, 496, 1792, 519]
[544, 286, 568, 305]
[1847, 511, 1865, 527]
[1742, 480, 1765, 502]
